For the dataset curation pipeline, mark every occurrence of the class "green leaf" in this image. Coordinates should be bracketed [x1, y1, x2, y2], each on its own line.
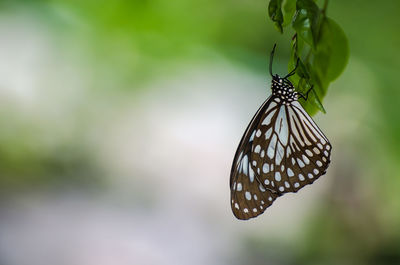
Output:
[268, 0, 284, 33]
[304, 63, 328, 115]
[292, 0, 321, 48]
[297, 58, 310, 79]
[299, 17, 349, 115]
[314, 17, 349, 83]
[282, 0, 296, 27]
[288, 37, 327, 115]
[298, 78, 326, 115]
[308, 89, 326, 114]
[269, 1, 349, 116]
[312, 90, 326, 113]
[288, 39, 310, 88]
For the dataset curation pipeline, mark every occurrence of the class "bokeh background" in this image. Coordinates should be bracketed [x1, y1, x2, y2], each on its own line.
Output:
[0, 0, 400, 264]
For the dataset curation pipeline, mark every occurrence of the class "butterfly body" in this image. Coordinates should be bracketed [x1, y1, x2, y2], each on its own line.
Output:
[271, 75, 298, 103]
[230, 61, 331, 220]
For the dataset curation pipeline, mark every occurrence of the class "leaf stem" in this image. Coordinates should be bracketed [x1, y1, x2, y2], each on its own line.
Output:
[322, 0, 329, 16]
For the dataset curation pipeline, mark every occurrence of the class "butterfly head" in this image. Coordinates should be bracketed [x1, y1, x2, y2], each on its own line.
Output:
[271, 74, 298, 103]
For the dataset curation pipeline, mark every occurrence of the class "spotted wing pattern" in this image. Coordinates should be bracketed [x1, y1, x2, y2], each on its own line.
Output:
[230, 96, 331, 220]
[230, 96, 279, 219]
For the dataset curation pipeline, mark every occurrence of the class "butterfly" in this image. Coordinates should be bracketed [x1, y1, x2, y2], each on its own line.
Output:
[230, 44, 331, 220]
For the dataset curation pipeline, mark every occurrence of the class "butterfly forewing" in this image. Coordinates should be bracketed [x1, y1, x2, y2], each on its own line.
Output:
[230, 97, 280, 219]
[230, 89, 331, 220]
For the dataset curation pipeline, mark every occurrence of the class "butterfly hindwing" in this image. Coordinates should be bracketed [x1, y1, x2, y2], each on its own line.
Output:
[251, 99, 331, 195]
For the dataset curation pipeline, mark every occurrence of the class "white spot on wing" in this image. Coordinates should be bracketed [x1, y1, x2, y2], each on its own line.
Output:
[267, 134, 277, 159]
[263, 163, 269, 173]
[265, 127, 272, 139]
[326, 145, 331, 150]
[297, 158, 305, 168]
[305, 149, 313, 157]
[242, 155, 249, 175]
[302, 155, 310, 165]
[268, 101, 277, 110]
[286, 147, 292, 158]
[249, 167, 255, 182]
[285, 181, 290, 188]
[313, 147, 320, 154]
[275, 142, 284, 165]
[275, 172, 281, 181]
[249, 130, 256, 142]
[262, 110, 276, 126]
[274, 106, 289, 145]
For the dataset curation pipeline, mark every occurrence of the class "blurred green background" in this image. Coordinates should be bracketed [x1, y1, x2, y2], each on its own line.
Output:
[0, 0, 400, 264]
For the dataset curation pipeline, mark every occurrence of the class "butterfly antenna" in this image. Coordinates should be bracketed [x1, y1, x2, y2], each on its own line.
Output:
[269, 43, 277, 77]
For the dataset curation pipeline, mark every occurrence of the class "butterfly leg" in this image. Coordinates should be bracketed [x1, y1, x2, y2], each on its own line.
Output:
[298, 85, 314, 100]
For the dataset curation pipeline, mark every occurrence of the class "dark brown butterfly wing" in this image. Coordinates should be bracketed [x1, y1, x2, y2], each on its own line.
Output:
[230, 97, 331, 220]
